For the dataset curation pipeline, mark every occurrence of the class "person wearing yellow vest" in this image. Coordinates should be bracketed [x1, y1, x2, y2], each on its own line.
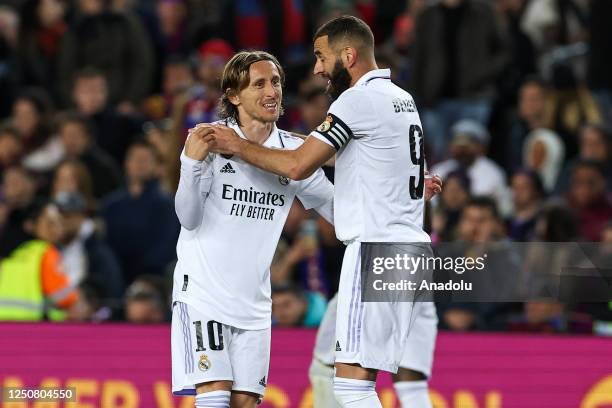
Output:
[0, 201, 78, 321]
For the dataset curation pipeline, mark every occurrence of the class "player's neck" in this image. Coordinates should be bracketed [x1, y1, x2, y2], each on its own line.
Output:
[349, 61, 379, 87]
[238, 118, 275, 145]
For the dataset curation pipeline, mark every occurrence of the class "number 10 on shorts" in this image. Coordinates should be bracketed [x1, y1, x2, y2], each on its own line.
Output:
[193, 320, 224, 351]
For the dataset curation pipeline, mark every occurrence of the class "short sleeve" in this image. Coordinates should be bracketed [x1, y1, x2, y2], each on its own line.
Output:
[296, 168, 334, 210]
[309, 89, 375, 150]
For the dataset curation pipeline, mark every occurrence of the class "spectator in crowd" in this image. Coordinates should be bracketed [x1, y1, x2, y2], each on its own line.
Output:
[149, 0, 199, 87]
[54, 191, 124, 303]
[555, 123, 612, 193]
[521, 0, 587, 53]
[142, 58, 195, 193]
[516, 203, 580, 332]
[494, 0, 537, 101]
[57, 0, 154, 111]
[457, 197, 506, 245]
[507, 169, 545, 242]
[0, 127, 23, 170]
[10, 88, 63, 173]
[566, 160, 612, 241]
[411, 0, 510, 160]
[431, 169, 471, 243]
[272, 218, 330, 295]
[16, 0, 68, 102]
[0, 200, 78, 321]
[51, 159, 96, 212]
[522, 128, 565, 192]
[544, 63, 602, 159]
[507, 77, 550, 170]
[379, 12, 416, 90]
[67, 281, 112, 322]
[124, 274, 169, 323]
[57, 112, 121, 198]
[533, 202, 580, 244]
[173, 39, 233, 140]
[71, 68, 141, 164]
[101, 141, 179, 284]
[272, 283, 327, 328]
[142, 56, 194, 121]
[142, 118, 181, 193]
[437, 197, 517, 331]
[293, 82, 330, 135]
[193, 38, 233, 99]
[432, 119, 511, 216]
[0, 167, 37, 257]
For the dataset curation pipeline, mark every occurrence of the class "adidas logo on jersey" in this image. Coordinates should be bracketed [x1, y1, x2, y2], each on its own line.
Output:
[259, 376, 267, 387]
[336, 341, 341, 351]
[220, 162, 235, 173]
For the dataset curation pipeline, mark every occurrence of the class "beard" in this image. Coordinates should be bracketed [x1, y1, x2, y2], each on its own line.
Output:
[327, 59, 352, 100]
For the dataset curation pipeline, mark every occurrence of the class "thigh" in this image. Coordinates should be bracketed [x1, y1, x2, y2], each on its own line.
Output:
[335, 242, 363, 364]
[399, 302, 438, 378]
[229, 326, 271, 398]
[171, 302, 234, 395]
[335, 243, 415, 373]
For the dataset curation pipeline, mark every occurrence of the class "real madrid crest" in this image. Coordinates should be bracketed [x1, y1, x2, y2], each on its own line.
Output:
[198, 354, 211, 371]
[317, 115, 333, 133]
[279, 176, 289, 186]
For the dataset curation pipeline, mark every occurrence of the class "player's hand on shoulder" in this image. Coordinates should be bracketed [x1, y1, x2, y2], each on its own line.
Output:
[185, 124, 215, 161]
[424, 172, 442, 201]
[209, 125, 242, 155]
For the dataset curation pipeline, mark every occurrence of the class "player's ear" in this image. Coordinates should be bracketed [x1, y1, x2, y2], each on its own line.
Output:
[342, 47, 357, 68]
[227, 88, 240, 106]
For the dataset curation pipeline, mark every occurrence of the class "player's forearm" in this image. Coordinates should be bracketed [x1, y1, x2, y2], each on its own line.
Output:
[236, 139, 307, 180]
[175, 154, 206, 230]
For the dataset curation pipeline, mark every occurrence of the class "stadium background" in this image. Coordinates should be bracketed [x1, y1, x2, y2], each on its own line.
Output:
[0, 0, 611, 406]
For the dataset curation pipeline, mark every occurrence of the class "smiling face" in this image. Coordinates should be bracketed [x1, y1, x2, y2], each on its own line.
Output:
[232, 60, 282, 124]
[313, 36, 352, 100]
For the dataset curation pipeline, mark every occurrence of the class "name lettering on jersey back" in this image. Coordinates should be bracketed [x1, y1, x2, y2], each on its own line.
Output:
[222, 184, 285, 221]
[392, 98, 416, 113]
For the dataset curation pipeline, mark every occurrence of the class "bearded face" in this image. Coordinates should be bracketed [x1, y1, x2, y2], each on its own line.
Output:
[327, 58, 352, 100]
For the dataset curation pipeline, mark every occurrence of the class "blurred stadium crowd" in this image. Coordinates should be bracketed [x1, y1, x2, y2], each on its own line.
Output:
[0, 0, 610, 333]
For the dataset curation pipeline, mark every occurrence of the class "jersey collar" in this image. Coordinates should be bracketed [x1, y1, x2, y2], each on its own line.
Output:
[227, 120, 282, 148]
[354, 68, 391, 87]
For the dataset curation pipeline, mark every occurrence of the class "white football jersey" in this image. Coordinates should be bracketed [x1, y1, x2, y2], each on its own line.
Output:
[310, 68, 429, 243]
[311, 69, 430, 242]
[173, 122, 334, 330]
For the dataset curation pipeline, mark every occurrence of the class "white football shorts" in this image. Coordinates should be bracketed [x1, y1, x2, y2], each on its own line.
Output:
[171, 301, 270, 397]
